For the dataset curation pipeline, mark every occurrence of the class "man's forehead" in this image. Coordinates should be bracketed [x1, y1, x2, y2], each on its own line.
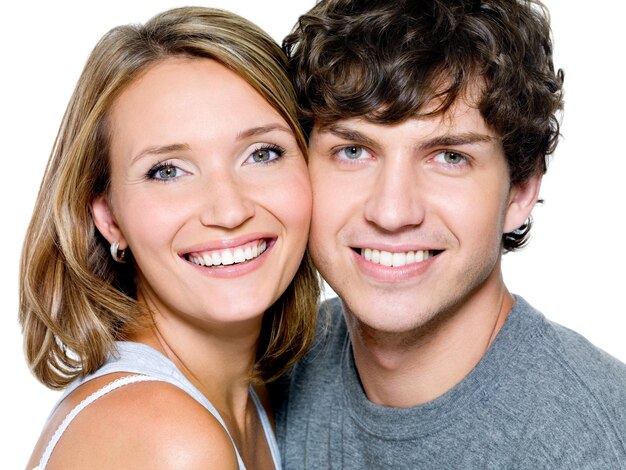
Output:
[311, 98, 498, 142]
[312, 78, 491, 133]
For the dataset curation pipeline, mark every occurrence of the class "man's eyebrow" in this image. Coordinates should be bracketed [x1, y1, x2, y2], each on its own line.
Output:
[317, 125, 495, 151]
[317, 124, 377, 147]
[416, 132, 496, 151]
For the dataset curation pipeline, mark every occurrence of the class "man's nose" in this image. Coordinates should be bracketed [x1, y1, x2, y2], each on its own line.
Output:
[363, 154, 426, 232]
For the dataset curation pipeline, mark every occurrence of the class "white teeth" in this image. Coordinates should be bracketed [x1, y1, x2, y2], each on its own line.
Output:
[221, 250, 234, 265]
[380, 251, 393, 267]
[362, 248, 434, 267]
[187, 240, 269, 268]
[392, 252, 406, 267]
[233, 248, 245, 263]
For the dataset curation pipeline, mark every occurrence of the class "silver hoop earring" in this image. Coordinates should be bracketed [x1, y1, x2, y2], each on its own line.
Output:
[110, 241, 127, 264]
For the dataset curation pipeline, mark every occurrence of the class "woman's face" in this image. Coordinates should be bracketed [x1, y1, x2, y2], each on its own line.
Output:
[92, 57, 311, 331]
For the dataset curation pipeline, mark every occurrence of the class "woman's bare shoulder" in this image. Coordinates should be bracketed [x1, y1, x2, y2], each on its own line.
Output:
[39, 376, 238, 469]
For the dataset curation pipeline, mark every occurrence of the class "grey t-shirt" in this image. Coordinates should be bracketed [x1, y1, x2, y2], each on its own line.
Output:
[272, 296, 626, 469]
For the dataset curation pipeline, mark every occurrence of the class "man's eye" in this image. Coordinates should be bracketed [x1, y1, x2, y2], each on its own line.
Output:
[245, 145, 285, 164]
[336, 146, 371, 160]
[433, 151, 467, 165]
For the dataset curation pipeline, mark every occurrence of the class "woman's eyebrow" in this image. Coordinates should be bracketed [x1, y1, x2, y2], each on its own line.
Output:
[236, 124, 293, 140]
[129, 124, 294, 164]
[131, 143, 191, 164]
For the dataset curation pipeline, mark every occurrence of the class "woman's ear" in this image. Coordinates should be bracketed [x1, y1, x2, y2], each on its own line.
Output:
[91, 195, 127, 249]
[503, 173, 542, 234]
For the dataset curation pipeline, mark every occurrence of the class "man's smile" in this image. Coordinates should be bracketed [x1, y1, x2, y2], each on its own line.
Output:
[355, 248, 441, 267]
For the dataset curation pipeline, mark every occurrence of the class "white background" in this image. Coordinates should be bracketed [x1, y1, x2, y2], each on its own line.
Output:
[2, 0, 624, 466]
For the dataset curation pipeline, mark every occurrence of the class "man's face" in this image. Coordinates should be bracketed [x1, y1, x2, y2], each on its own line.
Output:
[308, 97, 539, 334]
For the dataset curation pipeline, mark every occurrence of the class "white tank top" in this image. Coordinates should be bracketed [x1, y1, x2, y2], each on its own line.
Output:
[33, 341, 282, 470]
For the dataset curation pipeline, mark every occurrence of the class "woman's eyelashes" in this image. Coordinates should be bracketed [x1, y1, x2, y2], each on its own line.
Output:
[144, 144, 287, 181]
[244, 144, 285, 165]
[146, 160, 188, 181]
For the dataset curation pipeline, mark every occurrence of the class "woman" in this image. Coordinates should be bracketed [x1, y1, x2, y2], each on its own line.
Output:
[20, 6, 319, 469]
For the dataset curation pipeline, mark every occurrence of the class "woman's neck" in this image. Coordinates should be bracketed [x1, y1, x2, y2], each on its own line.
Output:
[129, 310, 263, 426]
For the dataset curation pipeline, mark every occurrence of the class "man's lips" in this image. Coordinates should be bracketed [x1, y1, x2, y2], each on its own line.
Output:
[353, 247, 443, 267]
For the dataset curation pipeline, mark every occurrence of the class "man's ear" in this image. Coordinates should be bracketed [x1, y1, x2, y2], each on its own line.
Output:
[503, 173, 542, 234]
[91, 195, 127, 249]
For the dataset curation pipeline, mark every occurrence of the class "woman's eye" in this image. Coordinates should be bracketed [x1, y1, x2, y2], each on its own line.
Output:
[147, 163, 186, 181]
[336, 146, 371, 161]
[246, 145, 284, 164]
[433, 151, 468, 166]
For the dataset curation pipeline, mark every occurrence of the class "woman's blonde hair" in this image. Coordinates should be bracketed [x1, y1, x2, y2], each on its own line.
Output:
[19, 6, 320, 389]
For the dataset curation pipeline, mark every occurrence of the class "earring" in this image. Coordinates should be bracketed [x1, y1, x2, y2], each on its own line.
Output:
[110, 241, 127, 264]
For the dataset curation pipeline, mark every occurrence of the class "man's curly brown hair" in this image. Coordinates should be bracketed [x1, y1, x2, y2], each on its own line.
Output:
[284, 0, 564, 251]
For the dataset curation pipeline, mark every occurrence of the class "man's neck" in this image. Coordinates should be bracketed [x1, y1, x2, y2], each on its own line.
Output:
[347, 283, 514, 408]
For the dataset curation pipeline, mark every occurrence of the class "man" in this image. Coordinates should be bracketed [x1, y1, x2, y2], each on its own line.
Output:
[272, 0, 626, 468]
